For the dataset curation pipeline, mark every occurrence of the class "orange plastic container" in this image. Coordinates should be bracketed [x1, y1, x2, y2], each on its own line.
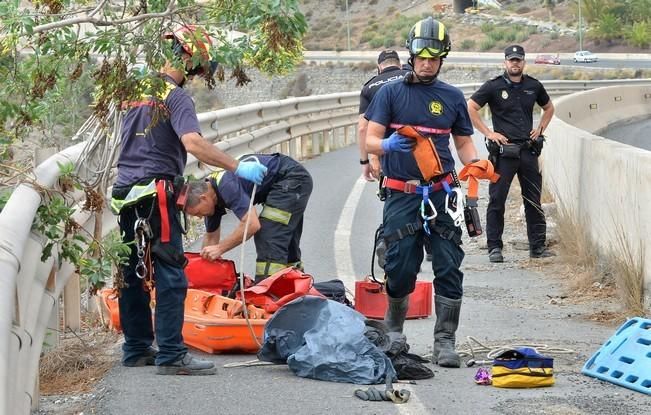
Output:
[182, 289, 268, 354]
[354, 277, 432, 319]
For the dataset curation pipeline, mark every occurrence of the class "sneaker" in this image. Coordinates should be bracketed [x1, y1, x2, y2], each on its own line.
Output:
[122, 346, 158, 367]
[156, 353, 216, 376]
[488, 248, 504, 263]
[530, 247, 556, 258]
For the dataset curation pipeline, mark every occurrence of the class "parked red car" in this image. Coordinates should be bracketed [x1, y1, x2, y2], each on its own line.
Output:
[534, 54, 561, 65]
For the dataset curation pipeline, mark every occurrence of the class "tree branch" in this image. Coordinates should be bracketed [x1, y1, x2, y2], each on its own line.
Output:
[33, 0, 179, 34]
[89, 0, 110, 18]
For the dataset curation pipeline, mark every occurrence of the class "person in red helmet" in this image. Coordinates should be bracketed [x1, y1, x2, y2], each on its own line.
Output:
[163, 25, 219, 87]
[110, 25, 267, 376]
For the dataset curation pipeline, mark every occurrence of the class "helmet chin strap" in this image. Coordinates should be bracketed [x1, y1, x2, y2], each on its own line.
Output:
[407, 55, 444, 84]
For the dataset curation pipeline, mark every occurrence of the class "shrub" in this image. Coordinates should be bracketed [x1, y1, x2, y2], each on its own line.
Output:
[459, 39, 475, 50]
[487, 29, 506, 42]
[515, 31, 529, 42]
[479, 38, 496, 51]
[505, 30, 518, 42]
[480, 22, 494, 34]
[369, 37, 384, 48]
[626, 21, 651, 48]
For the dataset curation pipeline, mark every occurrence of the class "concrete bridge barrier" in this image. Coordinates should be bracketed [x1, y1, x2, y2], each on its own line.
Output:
[545, 85, 651, 308]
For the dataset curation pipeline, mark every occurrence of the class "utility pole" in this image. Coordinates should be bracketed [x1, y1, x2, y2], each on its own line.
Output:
[345, 0, 351, 51]
[578, 0, 583, 51]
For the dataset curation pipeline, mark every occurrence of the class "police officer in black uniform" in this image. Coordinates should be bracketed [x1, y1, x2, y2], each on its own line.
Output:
[467, 45, 555, 263]
[358, 50, 410, 181]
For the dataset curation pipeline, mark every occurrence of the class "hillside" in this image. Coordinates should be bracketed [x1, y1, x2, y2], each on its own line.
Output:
[299, 0, 650, 54]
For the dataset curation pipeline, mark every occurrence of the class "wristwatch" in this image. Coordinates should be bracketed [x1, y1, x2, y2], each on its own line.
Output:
[359, 159, 370, 165]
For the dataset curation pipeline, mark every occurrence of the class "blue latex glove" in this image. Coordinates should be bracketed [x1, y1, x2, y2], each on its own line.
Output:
[381, 132, 415, 153]
[235, 161, 268, 185]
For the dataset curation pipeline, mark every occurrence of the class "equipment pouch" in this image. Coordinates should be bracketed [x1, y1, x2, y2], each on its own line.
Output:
[528, 135, 545, 156]
[500, 143, 521, 159]
[151, 238, 189, 269]
[464, 206, 482, 237]
[397, 126, 444, 181]
[377, 174, 387, 201]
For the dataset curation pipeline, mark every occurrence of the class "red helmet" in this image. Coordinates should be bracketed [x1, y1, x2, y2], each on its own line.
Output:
[164, 25, 217, 78]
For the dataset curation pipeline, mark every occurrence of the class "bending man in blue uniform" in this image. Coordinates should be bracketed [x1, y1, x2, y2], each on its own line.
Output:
[111, 25, 267, 376]
[184, 153, 313, 282]
[365, 17, 480, 368]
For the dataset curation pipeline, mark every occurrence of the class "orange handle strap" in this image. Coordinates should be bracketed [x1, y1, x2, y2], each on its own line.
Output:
[458, 160, 500, 199]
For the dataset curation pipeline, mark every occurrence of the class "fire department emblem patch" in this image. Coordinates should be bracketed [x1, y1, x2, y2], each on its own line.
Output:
[429, 100, 443, 116]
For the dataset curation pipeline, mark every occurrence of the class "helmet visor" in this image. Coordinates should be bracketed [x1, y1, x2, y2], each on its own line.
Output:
[409, 37, 446, 57]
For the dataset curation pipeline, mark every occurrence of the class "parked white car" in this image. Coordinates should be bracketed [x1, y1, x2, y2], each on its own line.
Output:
[574, 50, 599, 63]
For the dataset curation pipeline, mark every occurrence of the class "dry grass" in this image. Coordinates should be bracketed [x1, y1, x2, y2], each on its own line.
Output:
[611, 223, 646, 316]
[550, 195, 647, 318]
[39, 326, 118, 395]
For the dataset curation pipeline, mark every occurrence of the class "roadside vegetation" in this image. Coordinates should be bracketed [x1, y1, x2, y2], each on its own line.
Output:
[551, 196, 647, 318]
[301, 0, 651, 53]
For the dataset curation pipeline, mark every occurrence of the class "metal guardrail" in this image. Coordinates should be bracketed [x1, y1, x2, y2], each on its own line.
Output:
[0, 78, 649, 415]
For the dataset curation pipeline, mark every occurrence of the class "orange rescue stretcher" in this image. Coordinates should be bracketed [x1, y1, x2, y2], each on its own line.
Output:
[99, 288, 269, 353]
[99, 254, 269, 354]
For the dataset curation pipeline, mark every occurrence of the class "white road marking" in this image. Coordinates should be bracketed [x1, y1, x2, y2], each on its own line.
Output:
[333, 176, 366, 291]
[334, 176, 429, 415]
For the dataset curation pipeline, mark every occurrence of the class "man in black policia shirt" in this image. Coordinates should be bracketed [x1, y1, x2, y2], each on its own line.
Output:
[467, 44, 555, 263]
[111, 25, 267, 376]
[358, 50, 409, 181]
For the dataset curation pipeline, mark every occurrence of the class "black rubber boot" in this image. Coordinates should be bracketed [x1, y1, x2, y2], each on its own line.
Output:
[432, 295, 462, 368]
[384, 295, 409, 333]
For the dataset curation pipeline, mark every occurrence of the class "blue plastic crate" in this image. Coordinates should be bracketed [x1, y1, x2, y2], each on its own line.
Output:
[582, 317, 651, 395]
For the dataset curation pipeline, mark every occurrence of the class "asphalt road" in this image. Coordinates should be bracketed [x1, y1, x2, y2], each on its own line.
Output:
[79, 136, 650, 415]
[600, 116, 651, 151]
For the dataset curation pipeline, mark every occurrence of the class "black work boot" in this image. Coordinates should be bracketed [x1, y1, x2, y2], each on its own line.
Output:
[122, 346, 158, 367]
[384, 295, 409, 333]
[156, 353, 217, 376]
[530, 246, 555, 258]
[488, 248, 504, 263]
[432, 295, 462, 368]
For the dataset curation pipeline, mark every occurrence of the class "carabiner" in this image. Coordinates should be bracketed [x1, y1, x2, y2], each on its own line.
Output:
[419, 187, 438, 221]
[135, 262, 147, 279]
[445, 187, 465, 227]
[420, 186, 437, 235]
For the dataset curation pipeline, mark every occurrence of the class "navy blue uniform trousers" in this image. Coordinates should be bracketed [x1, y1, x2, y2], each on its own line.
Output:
[116, 192, 188, 366]
[486, 148, 546, 252]
[383, 188, 465, 300]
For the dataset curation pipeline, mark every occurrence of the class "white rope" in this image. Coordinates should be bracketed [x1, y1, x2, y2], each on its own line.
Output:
[236, 155, 263, 349]
[421, 335, 576, 361]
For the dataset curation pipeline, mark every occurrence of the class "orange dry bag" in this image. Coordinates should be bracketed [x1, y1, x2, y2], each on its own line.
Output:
[397, 125, 444, 181]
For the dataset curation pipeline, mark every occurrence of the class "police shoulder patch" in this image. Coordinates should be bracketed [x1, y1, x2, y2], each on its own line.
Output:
[429, 100, 443, 116]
